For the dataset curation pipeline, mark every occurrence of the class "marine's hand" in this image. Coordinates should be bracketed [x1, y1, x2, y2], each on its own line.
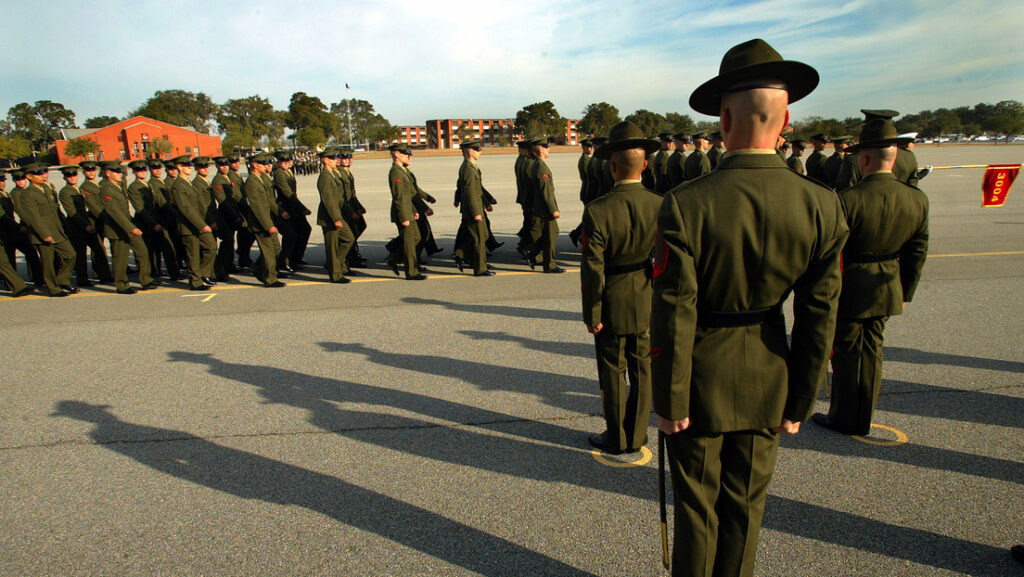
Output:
[771, 419, 800, 434]
[587, 323, 602, 335]
[658, 416, 690, 434]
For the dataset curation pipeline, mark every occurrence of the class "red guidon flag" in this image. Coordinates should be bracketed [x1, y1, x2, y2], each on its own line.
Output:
[981, 164, 1021, 207]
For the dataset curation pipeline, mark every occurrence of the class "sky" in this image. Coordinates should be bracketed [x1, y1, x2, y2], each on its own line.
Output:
[2, 0, 1022, 128]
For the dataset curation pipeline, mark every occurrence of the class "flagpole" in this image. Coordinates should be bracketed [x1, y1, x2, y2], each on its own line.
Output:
[345, 83, 354, 148]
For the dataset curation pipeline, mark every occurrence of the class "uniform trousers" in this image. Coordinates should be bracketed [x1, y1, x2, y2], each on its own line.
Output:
[666, 428, 778, 577]
[285, 214, 311, 264]
[594, 329, 651, 452]
[110, 235, 151, 292]
[143, 230, 179, 279]
[828, 316, 888, 435]
[453, 219, 488, 275]
[4, 234, 42, 284]
[322, 226, 355, 281]
[0, 243, 27, 294]
[253, 231, 280, 285]
[274, 217, 296, 269]
[181, 232, 216, 289]
[391, 222, 421, 278]
[529, 215, 559, 271]
[34, 240, 76, 295]
[213, 226, 234, 278]
[236, 228, 256, 266]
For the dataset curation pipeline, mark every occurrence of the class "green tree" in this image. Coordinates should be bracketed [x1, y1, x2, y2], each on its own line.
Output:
[986, 100, 1024, 137]
[151, 137, 174, 158]
[286, 92, 337, 145]
[577, 102, 621, 137]
[134, 90, 218, 133]
[624, 109, 669, 136]
[514, 101, 565, 140]
[6, 100, 77, 150]
[64, 137, 101, 160]
[664, 112, 696, 135]
[0, 134, 31, 159]
[329, 99, 397, 146]
[927, 108, 961, 138]
[85, 116, 120, 128]
[217, 95, 284, 151]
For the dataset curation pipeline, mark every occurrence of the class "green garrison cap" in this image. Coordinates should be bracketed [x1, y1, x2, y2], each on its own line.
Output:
[673, 133, 690, 142]
[658, 132, 674, 142]
[789, 137, 806, 147]
[127, 160, 149, 171]
[99, 160, 124, 171]
[164, 160, 179, 170]
[148, 160, 165, 169]
[60, 165, 80, 176]
[170, 155, 192, 166]
[809, 133, 829, 142]
[249, 152, 274, 164]
[830, 134, 851, 143]
[388, 143, 412, 154]
[273, 150, 293, 161]
[595, 121, 660, 160]
[191, 156, 212, 167]
[689, 38, 819, 117]
[515, 140, 530, 148]
[317, 147, 338, 158]
[79, 160, 100, 170]
[460, 139, 482, 150]
[212, 156, 230, 165]
[579, 138, 593, 146]
[691, 130, 710, 141]
[710, 131, 723, 139]
[337, 147, 354, 158]
[845, 118, 914, 153]
[9, 168, 26, 179]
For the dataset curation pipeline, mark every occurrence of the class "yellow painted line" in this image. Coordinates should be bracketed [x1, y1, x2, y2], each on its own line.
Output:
[851, 423, 909, 447]
[3, 267, 581, 300]
[591, 445, 653, 468]
[929, 251, 1024, 258]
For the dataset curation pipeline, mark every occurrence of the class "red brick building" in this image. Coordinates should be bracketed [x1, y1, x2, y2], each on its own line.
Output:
[426, 118, 518, 150]
[394, 126, 428, 148]
[54, 116, 222, 164]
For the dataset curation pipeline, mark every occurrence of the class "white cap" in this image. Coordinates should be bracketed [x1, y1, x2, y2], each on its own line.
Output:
[898, 132, 918, 139]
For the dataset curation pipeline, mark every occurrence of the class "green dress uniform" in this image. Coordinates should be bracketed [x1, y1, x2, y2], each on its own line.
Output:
[227, 167, 255, 267]
[528, 157, 560, 272]
[148, 174, 183, 274]
[170, 174, 216, 289]
[243, 169, 282, 286]
[577, 152, 592, 201]
[127, 178, 179, 280]
[99, 179, 152, 292]
[1, 187, 43, 286]
[666, 149, 686, 189]
[387, 162, 422, 278]
[805, 148, 828, 184]
[59, 182, 112, 284]
[211, 171, 245, 272]
[273, 165, 311, 266]
[408, 170, 440, 257]
[581, 180, 662, 453]
[707, 145, 725, 170]
[453, 157, 490, 275]
[683, 149, 711, 181]
[822, 151, 844, 188]
[653, 152, 848, 577]
[585, 156, 613, 203]
[316, 167, 355, 282]
[193, 173, 231, 278]
[12, 182, 77, 295]
[826, 171, 928, 435]
[787, 154, 805, 174]
[652, 150, 672, 194]
[338, 166, 368, 266]
[0, 196, 29, 295]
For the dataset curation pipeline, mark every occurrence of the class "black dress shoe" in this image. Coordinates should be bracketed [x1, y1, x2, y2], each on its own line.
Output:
[11, 286, 33, 298]
[117, 288, 138, 295]
[215, 274, 230, 282]
[453, 255, 465, 272]
[474, 270, 496, 277]
[77, 280, 94, 288]
[386, 259, 400, 276]
[810, 412, 858, 434]
[277, 265, 295, 274]
[189, 284, 210, 291]
[49, 290, 70, 297]
[427, 247, 444, 255]
[202, 277, 217, 286]
[419, 266, 431, 272]
[61, 286, 80, 294]
[332, 277, 352, 284]
[545, 266, 567, 274]
[140, 283, 158, 291]
[588, 433, 636, 455]
[407, 274, 427, 281]
[264, 281, 286, 288]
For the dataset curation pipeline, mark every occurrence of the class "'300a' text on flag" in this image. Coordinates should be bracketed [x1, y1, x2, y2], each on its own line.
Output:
[981, 164, 1021, 207]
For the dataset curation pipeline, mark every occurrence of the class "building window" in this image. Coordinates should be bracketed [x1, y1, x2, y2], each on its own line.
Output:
[186, 147, 192, 155]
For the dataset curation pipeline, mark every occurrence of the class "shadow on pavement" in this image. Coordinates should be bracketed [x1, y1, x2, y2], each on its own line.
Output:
[886, 345, 1024, 374]
[458, 329, 593, 359]
[51, 400, 598, 577]
[401, 297, 579, 322]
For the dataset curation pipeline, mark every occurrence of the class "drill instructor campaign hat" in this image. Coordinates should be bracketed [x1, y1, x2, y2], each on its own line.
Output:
[689, 38, 819, 117]
[594, 121, 660, 160]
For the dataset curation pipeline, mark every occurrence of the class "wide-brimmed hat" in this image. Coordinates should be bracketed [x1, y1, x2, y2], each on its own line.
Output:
[845, 119, 914, 152]
[689, 38, 819, 117]
[595, 121, 660, 160]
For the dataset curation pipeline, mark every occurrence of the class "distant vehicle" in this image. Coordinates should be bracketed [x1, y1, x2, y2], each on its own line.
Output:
[975, 135, 990, 141]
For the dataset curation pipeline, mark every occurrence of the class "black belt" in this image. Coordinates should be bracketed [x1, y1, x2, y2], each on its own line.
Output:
[605, 260, 648, 275]
[698, 305, 784, 328]
[846, 252, 898, 264]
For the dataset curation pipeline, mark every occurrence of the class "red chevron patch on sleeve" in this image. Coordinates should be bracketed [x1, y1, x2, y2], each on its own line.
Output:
[652, 235, 669, 279]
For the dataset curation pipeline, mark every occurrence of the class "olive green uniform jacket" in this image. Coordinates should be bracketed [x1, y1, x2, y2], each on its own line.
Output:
[127, 180, 161, 232]
[212, 172, 246, 227]
[58, 184, 93, 239]
[12, 184, 67, 245]
[98, 180, 138, 241]
[837, 171, 929, 319]
[683, 149, 711, 181]
[244, 173, 280, 234]
[666, 150, 686, 188]
[389, 163, 417, 224]
[580, 181, 662, 332]
[170, 176, 209, 237]
[651, 152, 849, 433]
[805, 149, 828, 184]
[787, 155, 805, 175]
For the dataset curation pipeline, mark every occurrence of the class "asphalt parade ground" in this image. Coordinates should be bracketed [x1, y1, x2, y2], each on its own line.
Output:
[1, 145, 1022, 576]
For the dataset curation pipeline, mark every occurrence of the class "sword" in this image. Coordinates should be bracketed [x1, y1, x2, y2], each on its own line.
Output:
[659, 430, 670, 570]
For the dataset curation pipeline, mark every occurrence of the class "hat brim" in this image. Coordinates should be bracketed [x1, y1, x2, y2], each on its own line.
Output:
[689, 60, 819, 117]
[845, 136, 913, 153]
[594, 138, 661, 160]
